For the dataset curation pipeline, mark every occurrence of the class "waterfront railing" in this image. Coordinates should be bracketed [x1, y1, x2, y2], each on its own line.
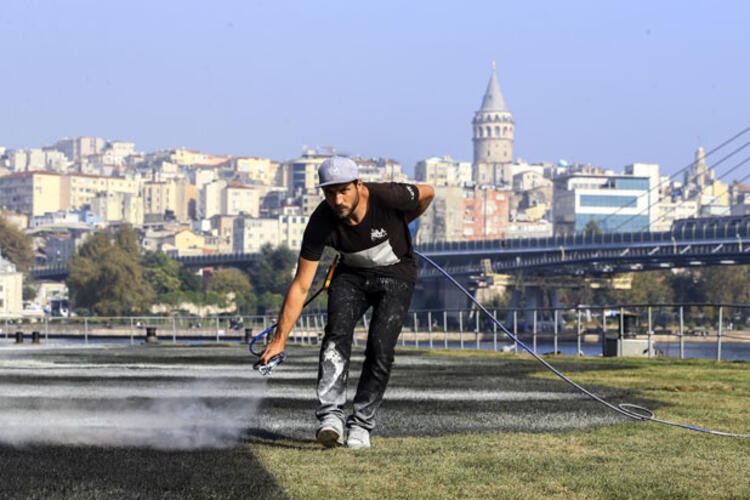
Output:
[2, 303, 749, 361]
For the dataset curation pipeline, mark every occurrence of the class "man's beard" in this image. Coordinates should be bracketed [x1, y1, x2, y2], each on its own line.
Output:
[336, 189, 360, 219]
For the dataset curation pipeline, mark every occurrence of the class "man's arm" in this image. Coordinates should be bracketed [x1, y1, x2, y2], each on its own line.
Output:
[259, 256, 320, 365]
[405, 184, 435, 223]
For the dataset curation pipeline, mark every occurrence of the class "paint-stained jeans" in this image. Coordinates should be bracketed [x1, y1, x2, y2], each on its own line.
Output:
[316, 272, 415, 432]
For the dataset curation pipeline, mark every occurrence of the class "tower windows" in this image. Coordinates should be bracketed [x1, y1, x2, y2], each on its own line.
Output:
[495, 126, 500, 136]
[485, 126, 491, 137]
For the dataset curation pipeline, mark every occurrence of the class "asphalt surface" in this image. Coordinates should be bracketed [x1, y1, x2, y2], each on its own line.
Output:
[0, 342, 647, 498]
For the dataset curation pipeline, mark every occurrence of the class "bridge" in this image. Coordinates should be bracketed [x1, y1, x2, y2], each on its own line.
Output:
[30, 215, 750, 281]
[415, 217, 750, 278]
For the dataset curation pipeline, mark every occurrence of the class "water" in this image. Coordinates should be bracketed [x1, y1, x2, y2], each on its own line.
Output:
[654, 341, 750, 361]
[397, 338, 750, 361]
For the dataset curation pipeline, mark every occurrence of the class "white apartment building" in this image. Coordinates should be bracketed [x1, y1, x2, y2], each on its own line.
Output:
[286, 151, 329, 195]
[103, 141, 136, 166]
[51, 136, 105, 162]
[233, 214, 309, 253]
[232, 157, 283, 185]
[415, 156, 471, 186]
[0, 172, 64, 217]
[192, 169, 217, 194]
[199, 179, 226, 219]
[168, 149, 229, 167]
[279, 213, 308, 250]
[512, 170, 551, 192]
[0, 256, 22, 319]
[7, 149, 69, 173]
[142, 178, 190, 221]
[284, 150, 405, 196]
[233, 217, 280, 253]
[356, 157, 407, 183]
[91, 191, 144, 225]
[62, 174, 140, 211]
[224, 183, 261, 217]
[0, 172, 141, 219]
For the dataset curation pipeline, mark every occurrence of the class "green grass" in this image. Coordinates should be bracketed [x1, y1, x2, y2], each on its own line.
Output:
[249, 353, 750, 499]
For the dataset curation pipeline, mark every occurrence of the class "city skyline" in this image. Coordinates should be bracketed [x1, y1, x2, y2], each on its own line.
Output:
[2, 1, 748, 177]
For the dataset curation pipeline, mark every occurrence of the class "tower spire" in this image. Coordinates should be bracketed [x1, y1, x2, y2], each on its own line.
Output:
[480, 60, 508, 112]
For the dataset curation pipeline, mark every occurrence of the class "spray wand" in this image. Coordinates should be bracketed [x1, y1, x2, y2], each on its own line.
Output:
[250, 255, 339, 376]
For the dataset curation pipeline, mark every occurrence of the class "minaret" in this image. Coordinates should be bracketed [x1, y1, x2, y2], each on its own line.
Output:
[684, 146, 715, 190]
[472, 61, 514, 185]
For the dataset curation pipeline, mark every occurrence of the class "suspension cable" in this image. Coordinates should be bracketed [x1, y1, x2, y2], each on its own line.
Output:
[612, 153, 750, 233]
[593, 126, 750, 230]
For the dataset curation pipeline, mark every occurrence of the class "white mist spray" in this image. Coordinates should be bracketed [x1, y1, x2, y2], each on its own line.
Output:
[0, 352, 272, 450]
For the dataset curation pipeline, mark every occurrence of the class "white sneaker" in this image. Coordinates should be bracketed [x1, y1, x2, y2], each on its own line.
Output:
[316, 416, 344, 448]
[346, 425, 371, 449]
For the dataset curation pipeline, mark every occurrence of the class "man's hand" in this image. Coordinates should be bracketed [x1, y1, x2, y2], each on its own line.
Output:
[259, 336, 286, 366]
[256, 257, 319, 366]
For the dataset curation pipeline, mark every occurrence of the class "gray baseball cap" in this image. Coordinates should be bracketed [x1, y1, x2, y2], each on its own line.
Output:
[317, 156, 359, 187]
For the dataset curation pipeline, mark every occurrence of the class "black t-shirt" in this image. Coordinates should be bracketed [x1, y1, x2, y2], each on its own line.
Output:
[300, 182, 420, 282]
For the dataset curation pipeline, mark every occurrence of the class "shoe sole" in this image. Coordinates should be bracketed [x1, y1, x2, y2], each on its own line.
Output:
[347, 441, 370, 450]
[316, 427, 343, 448]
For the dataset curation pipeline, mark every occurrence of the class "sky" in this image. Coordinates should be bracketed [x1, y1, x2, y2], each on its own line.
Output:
[1, 0, 748, 178]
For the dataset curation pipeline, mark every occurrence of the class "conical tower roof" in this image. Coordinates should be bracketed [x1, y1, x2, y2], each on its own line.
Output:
[479, 61, 508, 113]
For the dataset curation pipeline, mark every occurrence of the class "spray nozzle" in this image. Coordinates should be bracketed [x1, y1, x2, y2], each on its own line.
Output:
[253, 352, 287, 376]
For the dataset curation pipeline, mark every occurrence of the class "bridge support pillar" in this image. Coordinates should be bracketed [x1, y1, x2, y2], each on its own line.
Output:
[508, 286, 564, 332]
[412, 274, 476, 313]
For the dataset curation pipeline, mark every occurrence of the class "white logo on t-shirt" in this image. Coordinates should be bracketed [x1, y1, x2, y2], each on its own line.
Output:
[406, 185, 416, 199]
[371, 228, 387, 241]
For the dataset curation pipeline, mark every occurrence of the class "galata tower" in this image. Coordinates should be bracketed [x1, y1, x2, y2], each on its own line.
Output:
[472, 61, 514, 185]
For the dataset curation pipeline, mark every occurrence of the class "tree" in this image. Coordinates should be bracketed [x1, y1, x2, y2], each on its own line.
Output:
[114, 224, 140, 257]
[667, 270, 705, 304]
[248, 244, 297, 296]
[559, 276, 593, 307]
[701, 265, 750, 304]
[206, 267, 255, 314]
[582, 219, 603, 238]
[67, 229, 153, 315]
[179, 266, 202, 292]
[23, 283, 37, 302]
[258, 291, 284, 315]
[142, 250, 182, 296]
[613, 271, 674, 305]
[67, 232, 111, 308]
[95, 246, 154, 315]
[0, 216, 33, 271]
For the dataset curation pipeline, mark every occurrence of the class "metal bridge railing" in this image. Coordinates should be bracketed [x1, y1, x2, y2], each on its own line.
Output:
[415, 222, 750, 255]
